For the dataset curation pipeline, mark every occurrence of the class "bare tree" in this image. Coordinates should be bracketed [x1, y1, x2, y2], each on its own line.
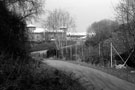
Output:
[45, 9, 75, 50]
[45, 9, 75, 30]
[2, 0, 45, 22]
[116, 0, 135, 49]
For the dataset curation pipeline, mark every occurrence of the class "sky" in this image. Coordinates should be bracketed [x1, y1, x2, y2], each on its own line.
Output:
[44, 0, 120, 33]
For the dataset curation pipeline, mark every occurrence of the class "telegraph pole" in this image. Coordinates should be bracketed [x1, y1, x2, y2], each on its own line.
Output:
[110, 43, 113, 68]
[99, 43, 101, 57]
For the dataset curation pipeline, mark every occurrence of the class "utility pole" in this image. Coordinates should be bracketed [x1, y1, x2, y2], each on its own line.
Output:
[99, 43, 101, 57]
[110, 43, 113, 68]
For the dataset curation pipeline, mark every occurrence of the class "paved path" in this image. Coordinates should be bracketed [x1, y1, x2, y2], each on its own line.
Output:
[44, 60, 135, 90]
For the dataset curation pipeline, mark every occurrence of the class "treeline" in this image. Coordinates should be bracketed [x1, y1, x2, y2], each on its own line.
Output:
[45, 18, 134, 67]
[55, 14, 135, 68]
[84, 0, 135, 68]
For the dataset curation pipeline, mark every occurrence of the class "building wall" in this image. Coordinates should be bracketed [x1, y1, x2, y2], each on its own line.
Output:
[27, 25, 68, 42]
[27, 25, 45, 42]
[29, 33, 45, 42]
[45, 31, 66, 41]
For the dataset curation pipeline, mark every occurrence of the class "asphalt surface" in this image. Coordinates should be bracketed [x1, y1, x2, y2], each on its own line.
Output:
[44, 60, 135, 90]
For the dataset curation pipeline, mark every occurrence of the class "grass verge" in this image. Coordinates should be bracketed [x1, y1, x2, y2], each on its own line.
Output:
[69, 61, 135, 84]
[0, 56, 86, 90]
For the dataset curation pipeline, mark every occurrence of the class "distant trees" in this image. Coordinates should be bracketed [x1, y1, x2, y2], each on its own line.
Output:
[86, 19, 118, 47]
[84, 0, 135, 66]
[84, 19, 119, 66]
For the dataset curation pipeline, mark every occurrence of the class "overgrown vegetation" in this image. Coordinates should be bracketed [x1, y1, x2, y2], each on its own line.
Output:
[0, 57, 86, 90]
[84, 17, 135, 68]
[0, 1, 29, 59]
[30, 41, 56, 52]
[0, 1, 86, 90]
[70, 61, 135, 84]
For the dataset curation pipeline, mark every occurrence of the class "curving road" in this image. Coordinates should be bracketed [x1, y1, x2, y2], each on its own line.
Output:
[44, 60, 135, 90]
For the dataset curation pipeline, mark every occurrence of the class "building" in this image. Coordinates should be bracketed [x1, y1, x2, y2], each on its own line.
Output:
[27, 24, 67, 42]
[45, 27, 67, 41]
[67, 32, 86, 41]
[27, 24, 45, 42]
[29, 32, 45, 42]
[45, 29, 66, 41]
[27, 24, 36, 32]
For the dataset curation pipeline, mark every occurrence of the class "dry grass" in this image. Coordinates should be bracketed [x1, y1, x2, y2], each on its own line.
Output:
[0, 55, 86, 90]
[70, 61, 135, 84]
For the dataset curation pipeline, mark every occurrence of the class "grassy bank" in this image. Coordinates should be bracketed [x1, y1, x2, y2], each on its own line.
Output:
[30, 40, 77, 52]
[69, 61, 135, 84]
[0, 56, 86, 90]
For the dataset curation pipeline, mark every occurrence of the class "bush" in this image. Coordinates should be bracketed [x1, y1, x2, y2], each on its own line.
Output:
[0, 1, 29, 59]
[0, 1, 86, 90]
[30, 41, 56, 52]
[0, 56, 86, 90]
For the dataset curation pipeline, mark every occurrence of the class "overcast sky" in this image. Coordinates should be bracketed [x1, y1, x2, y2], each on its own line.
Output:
[44, 0, 120, 33]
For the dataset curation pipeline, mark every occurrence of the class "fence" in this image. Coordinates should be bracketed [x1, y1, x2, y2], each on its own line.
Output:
[58, 42, 134, 68]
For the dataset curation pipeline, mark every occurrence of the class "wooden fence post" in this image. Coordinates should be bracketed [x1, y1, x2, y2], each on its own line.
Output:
[76, 45, 78, 60]
[70, 46, 72, 60]
[82, 45, 83, 60]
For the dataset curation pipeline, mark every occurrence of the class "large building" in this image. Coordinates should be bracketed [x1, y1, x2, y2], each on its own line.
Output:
[45, 27, 67, 41]
[27, 24, 67, 42]
[45, 30, 66, 41]
[27, 24, 89, 43]
[27, 24, 45, 42]
[67, 32, 86, 40]
[29, 32, 45, 42]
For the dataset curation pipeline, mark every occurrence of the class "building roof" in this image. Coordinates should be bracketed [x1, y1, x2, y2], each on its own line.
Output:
[45, 29, 65, 33]
[67, 32, 86, 36]
[34, 27, 45, 33]
[27, 24, 36, 27]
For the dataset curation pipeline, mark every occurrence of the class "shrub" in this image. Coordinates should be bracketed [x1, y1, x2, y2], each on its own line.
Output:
[0, 1, 29, 59]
